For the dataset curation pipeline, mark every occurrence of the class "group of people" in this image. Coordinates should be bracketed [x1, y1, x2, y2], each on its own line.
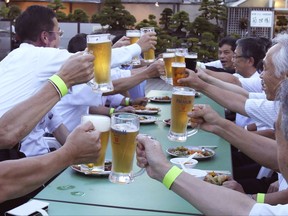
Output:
[1, 4, 288, 215]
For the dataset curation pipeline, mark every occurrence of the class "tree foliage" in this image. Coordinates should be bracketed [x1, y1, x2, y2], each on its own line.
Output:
[159, 8, 174, 30]
[70, 9, 89, 23]
[91, 0, 136, 30]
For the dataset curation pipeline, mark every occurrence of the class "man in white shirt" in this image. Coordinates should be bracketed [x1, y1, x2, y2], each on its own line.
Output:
[0, 5, 157, 157]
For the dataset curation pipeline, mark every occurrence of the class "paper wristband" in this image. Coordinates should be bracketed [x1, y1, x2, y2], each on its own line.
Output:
[109, 108, 115, 116]
[256, 193, 265, 203]
[125, 97, 130, 106]
[48, 74, 68, 97]
[162, 166, 183, 190]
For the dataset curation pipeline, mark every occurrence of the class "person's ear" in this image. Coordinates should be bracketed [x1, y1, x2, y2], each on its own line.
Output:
[40, 31, 49, 45]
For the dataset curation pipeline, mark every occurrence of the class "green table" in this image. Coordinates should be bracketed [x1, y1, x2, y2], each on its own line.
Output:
[34, 90, 232, 215]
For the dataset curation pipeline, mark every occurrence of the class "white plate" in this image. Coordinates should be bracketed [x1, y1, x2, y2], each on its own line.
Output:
[170, 158, 198, 168]
[71, 161, 111, 176]
[134, 107, 160, 115]
[185, 168, 207, 180]
[149, 96, 171, 103]
[138, 115, 157, 124]
[166, 146, 215, 160]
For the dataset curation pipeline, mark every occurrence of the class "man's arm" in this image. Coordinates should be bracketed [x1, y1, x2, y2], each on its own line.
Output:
[106, 60, 164, 95]
[203, 68, 242, 86]
[0, 122, 101, 203]
[189, 105, 279, 171]
[179, 70, 249, 116]
[198, 68, 249, 97]
[0, 53, 94, 149]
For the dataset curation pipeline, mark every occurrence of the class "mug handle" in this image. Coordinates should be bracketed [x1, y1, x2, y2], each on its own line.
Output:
[134, 168, 146, 177]
[187, 127, 198, 137]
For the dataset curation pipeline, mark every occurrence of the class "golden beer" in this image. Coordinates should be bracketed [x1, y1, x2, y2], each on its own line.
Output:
[81, 115, 111, 172]
[171, 91, 195, 134]
[163, 53, 176, 79]
[87, 34, 113, 93]
[168, 87, 197, 142]
[111, 124, 139, 173]
[140, 27, 155, 63]
[126, 30, 140, 44]
[172, 62, 187, 86]
[126, 30, 141, 65]
[175, 48, 188, 63]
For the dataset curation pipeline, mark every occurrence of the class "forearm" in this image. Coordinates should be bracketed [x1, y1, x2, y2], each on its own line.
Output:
[214, 119, 279, 170]
[201, 83, 248, 116]
[170, 171, 255, 215]
[0, 82, 59, 148]
[264, 189, 288, 205]
[205, 75, 249, 97]
[0, 147, 71, 202]
[52, 124, 69, 145]
[110, 72, 147, 94]
[205, 70, 241, 85]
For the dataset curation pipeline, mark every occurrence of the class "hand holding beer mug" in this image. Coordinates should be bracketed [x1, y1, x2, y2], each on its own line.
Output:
[109, 113, 144, 184]
[140, 27, 155, 63]
[80, 115, 110, 174]
[87, 34, 114, 93]
[163, 52, 176, 85]
[172, 62, 188, 86]
[126, 30, 141, 65]
[175, 48, 188, 63]
[168, 87, 198, 142]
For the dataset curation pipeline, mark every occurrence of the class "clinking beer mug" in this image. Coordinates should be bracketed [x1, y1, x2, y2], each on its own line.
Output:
[126, 30, 141, 65]
[80, 114, 111, 174]
[168, 87, 198, 142]
[140, 27, 155, 63]
[109, 113, 145, 184]
[86, 34, 114, 93]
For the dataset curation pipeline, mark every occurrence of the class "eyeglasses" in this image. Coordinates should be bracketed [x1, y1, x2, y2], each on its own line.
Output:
[48, 29, 64, 38]
[232, 54, 247, 59]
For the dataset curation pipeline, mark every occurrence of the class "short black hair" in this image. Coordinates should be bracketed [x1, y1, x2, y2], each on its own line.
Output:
[68, 33, 87, 53]
[218, 36, 237, 51]
[15, 5, 55, 43]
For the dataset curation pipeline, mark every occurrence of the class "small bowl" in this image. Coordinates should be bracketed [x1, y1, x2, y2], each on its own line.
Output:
[185, 169, 207, 180]
[170, 158, 198, 169]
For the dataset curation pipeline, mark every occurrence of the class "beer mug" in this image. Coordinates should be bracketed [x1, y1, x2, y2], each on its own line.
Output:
[168, 87, 198, 142]
[87, 34, 114, 93]
[109, 113, 144, 184]
[172, 62, 187, 86]
[80, 114, 111, 174]
[140, 27, 155, 63]
[126, 30, 141, 65]
[185, 52, 198, 71]
[175, 48, 188, 63]
[163, 52, 176, 85]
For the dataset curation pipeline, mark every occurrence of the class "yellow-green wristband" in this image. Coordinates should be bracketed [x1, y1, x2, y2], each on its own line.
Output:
[109, 108, 115, 116]
[125, 97, 130, 106]
[162, 166, 183, 190]
[256, 193, 265, 203]
[48, 74, 68, 97]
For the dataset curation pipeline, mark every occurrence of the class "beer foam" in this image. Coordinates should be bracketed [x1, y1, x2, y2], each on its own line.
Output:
[173, 88, 195, 96]
[112, 123, 138, 133]
[126, 32, 140, 37]
[163, 53, 176, 58]
[185, 54, 198, 59]
[87, 34, 111, 44]
[82, 115, 110, 132]
[171, 62, 186, 67]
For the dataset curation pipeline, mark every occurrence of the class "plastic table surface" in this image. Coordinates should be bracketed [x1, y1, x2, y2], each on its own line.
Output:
[34, 90, 232, 215]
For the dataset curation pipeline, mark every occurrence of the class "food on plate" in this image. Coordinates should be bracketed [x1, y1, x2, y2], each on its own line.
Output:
[133, 105, 159, 111]
[154, 96, 171, 100]
[169, 146, 213, 157]
[138, 115, 149, 121]
[204, 171, 229, 185]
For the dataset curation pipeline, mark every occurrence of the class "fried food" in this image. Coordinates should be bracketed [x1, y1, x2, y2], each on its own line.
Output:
[204, 171, 229, 185]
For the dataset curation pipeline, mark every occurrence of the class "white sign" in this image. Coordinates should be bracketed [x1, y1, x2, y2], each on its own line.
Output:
[250, 11, 273, 28]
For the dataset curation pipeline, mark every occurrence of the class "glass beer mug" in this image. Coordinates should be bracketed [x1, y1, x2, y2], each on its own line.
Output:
[168, 87, 198, 142]
[87, 34, 114, 93]
[109, 113, 144, 184]
[80, 114, 111, 174]
[140, 27, 155, 63]
[126, 30, 141, 65]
